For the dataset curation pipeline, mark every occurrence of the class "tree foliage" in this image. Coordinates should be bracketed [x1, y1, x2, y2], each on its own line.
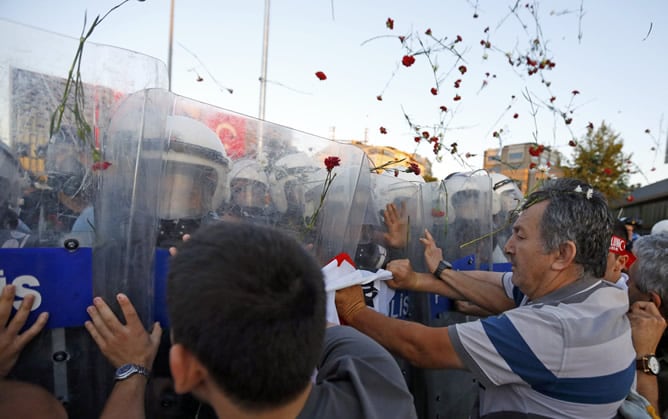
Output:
[563, 122, 631, 200]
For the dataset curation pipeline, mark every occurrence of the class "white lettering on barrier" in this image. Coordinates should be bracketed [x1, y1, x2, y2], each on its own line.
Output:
[388, 292, 410, 318]
[0, 269, 42, 311]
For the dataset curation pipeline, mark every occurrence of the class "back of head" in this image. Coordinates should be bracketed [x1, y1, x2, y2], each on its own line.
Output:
[651, 219, 668, 236]
[522, 178, 613, 278]
[631, 233, 668, 302]
[167, 221, 326, 411]
[0, 380, 68, 419]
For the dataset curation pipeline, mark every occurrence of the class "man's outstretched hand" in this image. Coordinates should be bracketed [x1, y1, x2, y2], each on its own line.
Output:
[0, 285, 48, 378]
[85, 293, 162, 370]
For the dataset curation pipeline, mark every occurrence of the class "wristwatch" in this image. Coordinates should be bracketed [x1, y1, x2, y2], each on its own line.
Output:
[433, 260, 453, 279]
[114, 363, 151, 381]
[636, 354, 661, 376]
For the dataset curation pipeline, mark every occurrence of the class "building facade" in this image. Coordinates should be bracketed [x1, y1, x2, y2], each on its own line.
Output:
[483, 142, 564, 195]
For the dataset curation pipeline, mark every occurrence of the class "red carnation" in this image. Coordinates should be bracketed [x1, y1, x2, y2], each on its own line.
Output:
[453, 94, 461, 101]
[568, 140, 577, 147]
[455, 35, 463, 43]
[458, 65, 467, 75]
[425, 28, 432, 36]
[315, 71, 327, 80]
[513, 113, 519, 119]
[430, 87, 438, 95]
[440, 105, 448, 112]
[92, 161, 112, 171]
[401, 55, 416, 67]
[324, 156, 341, 172]
[407, 162, 421, 175]
[379, 126, 387, 134]
[386, 18, 394, 30]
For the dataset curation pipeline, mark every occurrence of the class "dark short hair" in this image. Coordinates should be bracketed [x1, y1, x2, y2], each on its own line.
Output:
[167, 221, 326, 411]
[522, 178, 613, 278]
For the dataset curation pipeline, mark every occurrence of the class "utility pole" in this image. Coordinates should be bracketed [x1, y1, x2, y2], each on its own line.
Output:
[167, 0, 175, 91]
[258, 0, 270, 120]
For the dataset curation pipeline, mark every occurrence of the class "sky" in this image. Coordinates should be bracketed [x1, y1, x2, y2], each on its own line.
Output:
[1, 0, 667, 186]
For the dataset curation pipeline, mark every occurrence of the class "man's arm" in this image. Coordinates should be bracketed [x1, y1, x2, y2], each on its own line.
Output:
[627, 301, 667, 411]
[420, 229, 515, 314]
[85, 294, 162, 419]
[335, 284, 465, 369]
[386, 257, 514, 315]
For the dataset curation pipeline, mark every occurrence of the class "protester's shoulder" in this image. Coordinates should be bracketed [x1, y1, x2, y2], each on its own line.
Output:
[323, 325, 395, 359]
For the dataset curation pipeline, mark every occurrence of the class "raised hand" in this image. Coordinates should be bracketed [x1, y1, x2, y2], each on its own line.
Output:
[383, 202, 408, 249]
[0, 285, 48, 377]
[419, 229, 443, 274]
[627, 300, 667, 356]
[85, 293, 162, 370]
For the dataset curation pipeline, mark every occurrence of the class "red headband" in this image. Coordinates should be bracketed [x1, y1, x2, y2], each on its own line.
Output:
[609, 235, 636, 269]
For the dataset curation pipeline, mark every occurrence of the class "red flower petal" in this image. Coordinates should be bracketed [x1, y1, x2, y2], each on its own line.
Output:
[315, 71, 327, 80]
[324, 156, 341, 172]
[92, 161, 112, 171]
[401, 55, 416, 67]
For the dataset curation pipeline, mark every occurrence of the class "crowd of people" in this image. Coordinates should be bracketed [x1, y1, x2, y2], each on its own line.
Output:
[1, 168, 667, 418]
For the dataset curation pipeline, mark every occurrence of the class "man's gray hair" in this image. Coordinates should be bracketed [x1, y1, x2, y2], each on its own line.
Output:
[522, 178, 613, 278]
[632, 233, 668, 302]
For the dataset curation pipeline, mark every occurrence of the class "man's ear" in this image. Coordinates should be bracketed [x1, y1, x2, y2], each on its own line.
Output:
[616, 254, 629, 273]
[648, 292, 667, 318]
[169, 343, 207, 394]
[553, 241, 577, 270]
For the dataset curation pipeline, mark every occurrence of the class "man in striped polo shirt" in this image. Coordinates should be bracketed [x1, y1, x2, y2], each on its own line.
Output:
[336, 178, 636, 418]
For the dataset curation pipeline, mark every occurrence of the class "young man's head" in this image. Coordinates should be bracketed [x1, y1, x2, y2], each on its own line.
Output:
[166, 221, 326, 415]
[505, 178, 612, 297]
[627, 233, 668, 317]
[604, 219, 635, 283]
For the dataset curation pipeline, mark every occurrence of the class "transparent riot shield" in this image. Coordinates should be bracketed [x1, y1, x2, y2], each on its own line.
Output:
[366, 171, 430, 417]
[308, 143, 371, 266]
[442, 170, 494, 269]
[490, 172, 524, 267]
[424, 170, 495, 419]
[0, 20, 167, 418]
